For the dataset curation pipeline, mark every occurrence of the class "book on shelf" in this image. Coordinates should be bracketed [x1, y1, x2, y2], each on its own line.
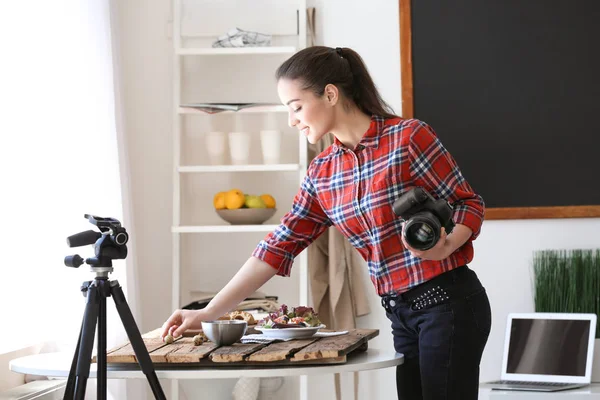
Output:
[179, 102, 280, 114]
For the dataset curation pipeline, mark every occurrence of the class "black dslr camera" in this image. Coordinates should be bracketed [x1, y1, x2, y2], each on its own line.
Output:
[392, 187, 455, 251]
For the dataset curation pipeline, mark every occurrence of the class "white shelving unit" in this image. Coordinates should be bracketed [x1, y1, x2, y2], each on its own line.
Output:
[170, 1, 308, 399]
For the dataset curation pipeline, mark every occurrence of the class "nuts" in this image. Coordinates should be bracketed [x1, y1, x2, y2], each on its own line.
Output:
[193, 334, 204, 346]
[164, 334, 174, 344]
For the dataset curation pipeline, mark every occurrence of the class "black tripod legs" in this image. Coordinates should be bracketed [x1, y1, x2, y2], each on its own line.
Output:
[111, 281, 166, 400]
[64, 280, 100, 399]
[63, 279, 166, 400]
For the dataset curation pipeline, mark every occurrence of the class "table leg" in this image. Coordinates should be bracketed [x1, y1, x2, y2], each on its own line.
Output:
[300, 376, 308, 400]
[170, 379, 179, 400]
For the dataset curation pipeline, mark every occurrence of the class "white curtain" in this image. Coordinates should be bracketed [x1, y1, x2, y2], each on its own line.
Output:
[0, 1, 137, 398]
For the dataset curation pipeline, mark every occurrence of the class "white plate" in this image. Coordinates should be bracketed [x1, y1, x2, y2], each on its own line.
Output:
[255, 324, 326, 339]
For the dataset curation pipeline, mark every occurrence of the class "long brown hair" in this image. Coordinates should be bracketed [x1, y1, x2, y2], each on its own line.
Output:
[276, 46, 398, 119]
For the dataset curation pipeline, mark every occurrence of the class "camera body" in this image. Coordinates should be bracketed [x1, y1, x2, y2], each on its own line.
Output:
[392, 187, 455, 251]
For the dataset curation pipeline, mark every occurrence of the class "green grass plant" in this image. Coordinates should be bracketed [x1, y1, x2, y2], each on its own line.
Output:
[533, 249, 600, 338]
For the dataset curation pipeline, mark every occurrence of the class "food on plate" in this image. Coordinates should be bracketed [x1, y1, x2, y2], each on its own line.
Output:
[257, 305, 322, 329]
[229, 310, 256, 324]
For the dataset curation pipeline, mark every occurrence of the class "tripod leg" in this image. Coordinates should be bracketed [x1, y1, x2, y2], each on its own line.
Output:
[63, 320, 84, 399]
[110, 280, 166, 400]
[97, 279, 108, 400]
[73, 282, 100, 400]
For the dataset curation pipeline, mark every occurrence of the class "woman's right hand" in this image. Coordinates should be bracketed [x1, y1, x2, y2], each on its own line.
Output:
[160, 309, 205, 341]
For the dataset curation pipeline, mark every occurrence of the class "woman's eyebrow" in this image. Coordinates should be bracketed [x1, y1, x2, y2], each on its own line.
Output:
[286, 99, 300, 106]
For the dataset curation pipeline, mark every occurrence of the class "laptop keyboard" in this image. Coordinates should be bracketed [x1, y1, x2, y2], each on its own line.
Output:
[490, 380, 575, 387]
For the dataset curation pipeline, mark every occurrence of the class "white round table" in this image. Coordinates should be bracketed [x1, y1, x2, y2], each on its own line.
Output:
[9, 348, 403, 379]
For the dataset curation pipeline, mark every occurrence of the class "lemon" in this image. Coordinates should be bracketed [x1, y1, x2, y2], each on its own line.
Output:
[213, 192, 226, 209]
[225, 189, 245, 210]
[260, 194, 276, 208]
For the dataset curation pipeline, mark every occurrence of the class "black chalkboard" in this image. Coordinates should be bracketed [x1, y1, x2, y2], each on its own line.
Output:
[400, 0, 600, 219]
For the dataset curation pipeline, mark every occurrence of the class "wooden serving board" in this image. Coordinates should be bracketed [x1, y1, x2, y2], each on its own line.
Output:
[103, 328, 379, 367]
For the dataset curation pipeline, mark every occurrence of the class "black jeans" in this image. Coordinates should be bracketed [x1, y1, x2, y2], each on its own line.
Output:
[382, 266, 491, 400]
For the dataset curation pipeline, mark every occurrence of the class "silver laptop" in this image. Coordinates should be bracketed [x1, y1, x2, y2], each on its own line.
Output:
[487, 312, 597, 392]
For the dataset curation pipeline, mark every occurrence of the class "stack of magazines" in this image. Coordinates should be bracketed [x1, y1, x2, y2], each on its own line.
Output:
[180, 102, 280, 114]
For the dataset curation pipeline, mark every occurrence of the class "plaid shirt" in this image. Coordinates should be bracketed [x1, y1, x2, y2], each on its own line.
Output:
[252, 116, 485, 296]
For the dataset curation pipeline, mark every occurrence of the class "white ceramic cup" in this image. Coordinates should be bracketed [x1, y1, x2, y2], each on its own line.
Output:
[228, 131, 251, 165]
[205, 131, 226, 165]
[260, 130, 282, 164]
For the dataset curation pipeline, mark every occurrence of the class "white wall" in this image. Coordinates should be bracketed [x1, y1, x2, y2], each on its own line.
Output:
[115, 0, 600, 399]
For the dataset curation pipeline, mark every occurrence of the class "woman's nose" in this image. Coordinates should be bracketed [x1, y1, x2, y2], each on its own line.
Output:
[288, 112, 299, 128]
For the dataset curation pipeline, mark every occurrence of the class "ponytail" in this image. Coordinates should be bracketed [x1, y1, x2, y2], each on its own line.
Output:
[276, 46, 398, 119]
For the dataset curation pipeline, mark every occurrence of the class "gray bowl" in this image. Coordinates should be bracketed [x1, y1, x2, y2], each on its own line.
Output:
[201, 320, 247, 346]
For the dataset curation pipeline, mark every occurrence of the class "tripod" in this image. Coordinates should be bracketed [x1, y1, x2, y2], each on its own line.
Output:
[63, 271, 166, 400]
[63, 214, 166, 400]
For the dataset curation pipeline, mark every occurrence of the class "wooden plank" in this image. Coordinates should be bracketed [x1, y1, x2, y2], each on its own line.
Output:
[247, 338, 317, 362]
[399, 0, 414, 119]
[210, 343, 265, 363]
[142, 328, 163, 339]
[106, 337, 181, 363]
[166, 338, 219, 363]
[485, 205, 600, 220]
[291, 329, 378, 362]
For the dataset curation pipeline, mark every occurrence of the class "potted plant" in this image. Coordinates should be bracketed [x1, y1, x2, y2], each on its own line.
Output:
[533, 249, 600, 380]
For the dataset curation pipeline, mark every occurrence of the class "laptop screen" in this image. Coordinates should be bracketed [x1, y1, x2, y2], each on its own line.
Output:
[507, 318, 591, 377]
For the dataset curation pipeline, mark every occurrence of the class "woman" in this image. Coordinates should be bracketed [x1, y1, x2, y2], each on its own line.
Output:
[161, 46, 491, 400]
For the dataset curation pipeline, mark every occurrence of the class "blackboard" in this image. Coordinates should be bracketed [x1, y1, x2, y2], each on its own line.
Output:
[399, 0, 600, 219]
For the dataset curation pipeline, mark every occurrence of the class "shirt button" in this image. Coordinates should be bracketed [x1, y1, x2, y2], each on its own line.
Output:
[389, 299, 396, 307]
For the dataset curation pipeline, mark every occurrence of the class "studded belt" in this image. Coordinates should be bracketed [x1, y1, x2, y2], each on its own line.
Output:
[381, 265, 476, 312]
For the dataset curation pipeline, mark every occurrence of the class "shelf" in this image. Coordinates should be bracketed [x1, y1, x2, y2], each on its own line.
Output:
[178, 105, 288, 115]
[176, 47, 296, 56]
[179, 164, 301, 173]
[173, 225, 279, 233]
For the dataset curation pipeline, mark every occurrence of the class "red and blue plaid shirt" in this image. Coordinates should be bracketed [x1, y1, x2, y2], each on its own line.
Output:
[252, 116, 485, 296]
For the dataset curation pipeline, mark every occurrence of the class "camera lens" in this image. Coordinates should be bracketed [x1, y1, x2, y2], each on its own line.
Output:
[402, 211, 442, 251]
[414, 224, 434, 243]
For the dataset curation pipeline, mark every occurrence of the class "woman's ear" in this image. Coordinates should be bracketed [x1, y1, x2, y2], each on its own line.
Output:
[323, 84, 339, 106]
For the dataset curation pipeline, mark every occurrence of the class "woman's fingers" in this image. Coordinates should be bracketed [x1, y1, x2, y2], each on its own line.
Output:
[160, 311, 182, 339]
[168, 325, 179, 337]
[172, 321, 190, 338]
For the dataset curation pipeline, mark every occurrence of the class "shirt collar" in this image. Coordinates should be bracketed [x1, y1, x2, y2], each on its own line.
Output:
[332, 115, 384, 153]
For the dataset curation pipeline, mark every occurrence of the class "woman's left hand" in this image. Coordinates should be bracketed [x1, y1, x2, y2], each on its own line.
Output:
[401, 226, 452, 260]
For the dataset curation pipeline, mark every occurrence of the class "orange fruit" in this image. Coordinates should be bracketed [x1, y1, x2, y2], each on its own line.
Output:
[213, 192, 226, 209]
[260, 194, 276, 208]
[225, 189, 245, 209]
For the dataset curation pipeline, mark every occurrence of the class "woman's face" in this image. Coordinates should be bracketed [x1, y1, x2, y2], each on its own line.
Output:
[277, 78, 335, 144]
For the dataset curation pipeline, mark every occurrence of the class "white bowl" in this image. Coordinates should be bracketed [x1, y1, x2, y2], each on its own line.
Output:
[216, 208, 276, 225]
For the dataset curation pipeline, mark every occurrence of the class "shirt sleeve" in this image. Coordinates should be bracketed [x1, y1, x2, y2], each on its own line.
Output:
[406, 119, 485, 239]
[252, 173, 332, 276]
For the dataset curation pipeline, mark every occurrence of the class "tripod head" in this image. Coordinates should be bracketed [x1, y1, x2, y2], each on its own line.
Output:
[65, 214, 128, 273]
